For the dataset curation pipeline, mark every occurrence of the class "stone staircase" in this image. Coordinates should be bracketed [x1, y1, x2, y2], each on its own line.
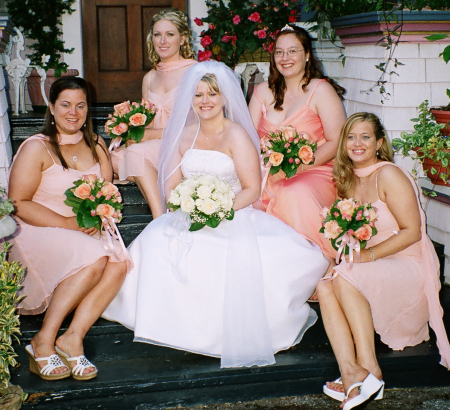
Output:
[9, 109, 450, 409]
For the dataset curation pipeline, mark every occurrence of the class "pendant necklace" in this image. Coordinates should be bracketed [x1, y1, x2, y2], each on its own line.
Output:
[73, 155, 78, 162]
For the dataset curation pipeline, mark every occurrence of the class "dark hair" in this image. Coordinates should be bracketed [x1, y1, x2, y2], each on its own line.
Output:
[42, 76, 100, 169]
[269, 25, 346, 110]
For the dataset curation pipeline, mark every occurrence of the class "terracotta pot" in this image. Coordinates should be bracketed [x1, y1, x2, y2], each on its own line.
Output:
[431, 108, 450, 136]
[27, 68, 80, 113]
[420, 154, 450, 186]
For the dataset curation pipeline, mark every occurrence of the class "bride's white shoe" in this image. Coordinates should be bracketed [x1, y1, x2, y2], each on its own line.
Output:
[342, 373, 384, 410]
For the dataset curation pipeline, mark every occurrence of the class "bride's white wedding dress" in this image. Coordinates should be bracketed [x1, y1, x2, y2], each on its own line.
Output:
[103, 149, 329, 367]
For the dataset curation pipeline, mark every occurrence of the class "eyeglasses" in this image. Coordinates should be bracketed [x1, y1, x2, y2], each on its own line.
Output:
[274, 48, 304, 58]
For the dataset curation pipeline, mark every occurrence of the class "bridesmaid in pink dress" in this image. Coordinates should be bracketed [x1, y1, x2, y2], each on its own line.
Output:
[317, 113, 450, 410]
[249, 24, 346, 261]
[9, 77, 132, 381]
[110, 9, 196, 218]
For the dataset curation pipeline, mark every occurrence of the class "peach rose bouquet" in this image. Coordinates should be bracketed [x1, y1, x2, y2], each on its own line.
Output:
[64, 174, 123, 230]
[105, 99, 157, 146]
[261, 126, 317, 178]
[319, 198, 378, 266]
[167, 174, 235, 231]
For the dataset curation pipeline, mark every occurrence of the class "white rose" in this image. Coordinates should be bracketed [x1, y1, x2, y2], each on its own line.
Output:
[179, 183, 194, 197]
[180, 196, 195, 213]
[219, 211, 225, 219]
[201, 198, 218, 215]
[168, 191, 181, 206]
[195, 198, 204, 208]
[197, 185, 212, 199]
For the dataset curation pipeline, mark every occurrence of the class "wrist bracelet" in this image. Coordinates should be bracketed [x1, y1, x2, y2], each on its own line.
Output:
[369, 247, 375, 262]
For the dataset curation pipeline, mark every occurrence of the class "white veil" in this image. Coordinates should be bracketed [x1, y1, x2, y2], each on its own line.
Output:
[157, 61, 275, 368]
[158, 60, 260, 209]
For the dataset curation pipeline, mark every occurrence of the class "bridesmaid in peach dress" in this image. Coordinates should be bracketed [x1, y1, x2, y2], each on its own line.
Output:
[9, 77, 132, 381]
[249, 24, 346, 261]
[110, 9, 196, 218]
[317, 113, 450, 410]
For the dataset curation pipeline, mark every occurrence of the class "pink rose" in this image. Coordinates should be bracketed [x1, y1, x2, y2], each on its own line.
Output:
[295, 158, 300, 164]
[289, 15, 296, 23]
[198, 49, 212, 62]
[129, 113, 147, 126]
[298, 145, 314, 165]
[289, 158, 294, 163]
[324, 220, 342, 240]
[256, 29, 267, 39]
[200, 35, 213, 47]
[354, 224, 373, 241]
[263, 42, 274, 53]
[101, 182, 119, 197]
[337, 199, 356, 221]
[260, 136, 271, 151]
[209, 24, 215, 30]
[74, 183, 92, 200]
[82, 174, 98, 184]
[111, 122, 128, 136]
[222, 35, 232, 43]
[280, 125, 296, 141]
[142, 99, 155, 111]
[248, 12, 260, 22]
[364, 207, 378, 222]
[194, 17, 203, 26]
[269, 152, 284, 166]
[104, 119, 114, 134]
[233, 15, 241, 24]
[96, 203, 115, 218]
[114, 101, 131, 116]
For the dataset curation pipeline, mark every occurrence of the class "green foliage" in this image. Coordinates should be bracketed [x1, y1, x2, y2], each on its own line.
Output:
[425, 33, 450, 106]
[6, 0, 76, 76]
[0, 189, 14, 219]
[392, 100, 449, 183]
[197, 0, 299, 66]
[0, 243, 24, 389]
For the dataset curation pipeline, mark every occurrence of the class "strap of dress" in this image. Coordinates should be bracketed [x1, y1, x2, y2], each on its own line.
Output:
[13, 134, 56, 165]
[306, 79, 327, 106]
[252, 87, 267, 117]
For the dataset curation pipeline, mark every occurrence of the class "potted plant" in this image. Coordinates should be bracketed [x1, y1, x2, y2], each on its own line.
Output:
[392, 100, 449, 186]
[0, 190, 26, 409]
[195, 0, 299, 66]
[6, 0, 77, 111]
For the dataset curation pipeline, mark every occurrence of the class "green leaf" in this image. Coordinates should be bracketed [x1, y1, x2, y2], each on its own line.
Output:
[189, 222, 205, 231]
[129, 126, 145, 143]
[226, 208, 235, 220]
[442, 46, 450, 64]
[205, 217, 220, 229]
[425, 34, 449, 42]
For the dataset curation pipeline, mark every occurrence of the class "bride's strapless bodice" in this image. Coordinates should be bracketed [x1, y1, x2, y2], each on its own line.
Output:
[181, 149, 242, 194]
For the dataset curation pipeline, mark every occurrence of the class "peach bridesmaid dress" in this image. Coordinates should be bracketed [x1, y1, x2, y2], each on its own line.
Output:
[10, 135, 132, 315]
[253, 79, 337, 258]
[111, 59, 197, 180]
[326, 162, 450, 368]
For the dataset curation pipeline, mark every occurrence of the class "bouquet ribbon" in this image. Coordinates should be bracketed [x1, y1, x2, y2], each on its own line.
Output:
[108, 137, 122, 152]
[100, 216, 131, 262]
[335, 231, 361, 269]
[162, 209, 193, 283]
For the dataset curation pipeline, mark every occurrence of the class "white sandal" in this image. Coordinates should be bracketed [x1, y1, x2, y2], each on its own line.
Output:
[324, 376, 384, 402]
[25, 345, 71, 380]
[55, 346, 98, 380]
[342, 374, 384, 410]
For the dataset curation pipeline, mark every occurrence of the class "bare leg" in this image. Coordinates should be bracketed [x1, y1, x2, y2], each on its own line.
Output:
[30, 257, 107, 374]
[134, 162, 163, 218]
[56, 260, 127, 374]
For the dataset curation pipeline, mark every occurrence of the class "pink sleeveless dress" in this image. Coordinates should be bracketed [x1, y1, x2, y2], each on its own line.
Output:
[326, 162, 450, 368]
[9, 135, 133, 315]
[254, 80, 337, 258]
[111, 59, 197, 180]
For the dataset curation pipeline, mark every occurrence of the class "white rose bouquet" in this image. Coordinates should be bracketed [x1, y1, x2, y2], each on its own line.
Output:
[167, 174, 235, 231]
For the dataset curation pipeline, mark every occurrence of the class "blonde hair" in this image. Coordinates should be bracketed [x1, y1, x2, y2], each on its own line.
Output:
[146, 9, 196, 68]
[333, 112, 394, 198]
[200, 73, 220, 94]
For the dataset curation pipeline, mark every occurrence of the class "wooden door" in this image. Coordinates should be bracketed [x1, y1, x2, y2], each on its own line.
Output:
[82, 0, 186, 103]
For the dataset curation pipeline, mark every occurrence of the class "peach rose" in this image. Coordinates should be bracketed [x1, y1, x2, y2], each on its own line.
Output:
[129, 113, 147, 126]
[354, 224, 373, 241]
[299, 131, 310, 141]
[280, 125, 296, 141]
[269, 152, 284, 166]
[104, 119, 114, 134]
[114, 101, 131, 116]
[298, 145, 314, 165]
[82, 174, 98, 184]
[101, 182, 119, 197]
[260, 136, 271, 150]
[364, 207, 378, 222]
[73, 183, 92, 200]
[111, 122, 128, 136]
[96, 203, 115, 218]
[337, 199, 356, 221]
[323, 220, 342, 240]
[319, 206, 330, 220]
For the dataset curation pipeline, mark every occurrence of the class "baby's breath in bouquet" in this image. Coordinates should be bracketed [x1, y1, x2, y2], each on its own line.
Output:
[167, 174, 235, 231]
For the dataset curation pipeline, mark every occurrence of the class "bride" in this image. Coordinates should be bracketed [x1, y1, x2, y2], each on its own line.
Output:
[102, 60, 330, 368]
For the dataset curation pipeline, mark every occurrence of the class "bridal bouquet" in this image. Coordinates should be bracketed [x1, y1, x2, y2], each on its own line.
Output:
[105, 99, 157, 145]
[64, 174, 123, 230]
[167, 174, 235, 231]
[261, 126, 317, 178]
[320, 198, 378, 263]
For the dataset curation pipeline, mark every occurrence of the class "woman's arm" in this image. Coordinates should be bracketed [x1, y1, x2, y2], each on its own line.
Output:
[9, 140, 80, 231]
[248, 82, 266, 130]
[354, 165, 422, 263]
[229, 126, 262, 211]
[97, 136, 113, 182]
[301, 81, 346, 172]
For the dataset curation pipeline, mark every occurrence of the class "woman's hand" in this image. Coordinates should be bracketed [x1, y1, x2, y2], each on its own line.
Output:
[65, 216, 99, 236]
